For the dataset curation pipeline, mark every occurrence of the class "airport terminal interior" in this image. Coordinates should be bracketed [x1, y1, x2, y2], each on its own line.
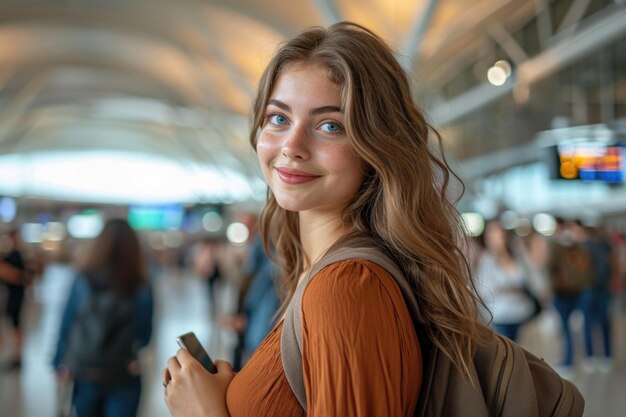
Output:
[0, 0, 625, 416]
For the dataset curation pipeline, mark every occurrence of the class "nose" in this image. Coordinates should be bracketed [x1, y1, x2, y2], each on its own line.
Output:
[281, 125, 309, 160]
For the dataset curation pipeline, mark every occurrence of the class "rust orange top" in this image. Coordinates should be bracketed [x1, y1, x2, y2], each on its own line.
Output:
[226, 260, 422, 417]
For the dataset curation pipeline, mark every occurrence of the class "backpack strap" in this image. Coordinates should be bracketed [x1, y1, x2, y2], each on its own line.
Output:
[280, 242, 421, 412]
[281, 242, 586, 417]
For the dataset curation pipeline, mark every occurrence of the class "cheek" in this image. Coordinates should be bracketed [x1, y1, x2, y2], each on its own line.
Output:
[256, 136, 275, 169]
[325, 150, 366, 199]
[321, 145, 358, 171]
[328, 148, 366, 184]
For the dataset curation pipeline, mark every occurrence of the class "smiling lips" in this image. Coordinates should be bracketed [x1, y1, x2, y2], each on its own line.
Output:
[276, 167, 321, 184]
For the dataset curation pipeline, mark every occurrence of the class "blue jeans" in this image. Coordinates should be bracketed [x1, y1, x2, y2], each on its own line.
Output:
[553, 294, 581, 366]
[579, 288, 612, 358]
[494, 323, 521, 342]
[73, 377, 141, 417]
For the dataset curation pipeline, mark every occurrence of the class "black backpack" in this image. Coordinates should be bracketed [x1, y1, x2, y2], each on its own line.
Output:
[64, 277, 138, 384]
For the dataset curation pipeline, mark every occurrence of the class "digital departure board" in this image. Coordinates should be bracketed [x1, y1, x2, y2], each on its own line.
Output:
[547, 143, 624, 184]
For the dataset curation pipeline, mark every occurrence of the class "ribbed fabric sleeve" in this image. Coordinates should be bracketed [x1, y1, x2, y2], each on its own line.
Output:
[226, 260, 421, 417]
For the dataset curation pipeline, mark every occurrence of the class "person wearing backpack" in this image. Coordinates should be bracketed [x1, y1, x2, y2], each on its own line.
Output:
[548, 219, 593, 373]
[162, 22, 583, 417]
[53, 219, 153, 417]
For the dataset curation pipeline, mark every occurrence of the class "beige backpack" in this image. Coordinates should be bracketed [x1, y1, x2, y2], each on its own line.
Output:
[281, 242, 584, 417]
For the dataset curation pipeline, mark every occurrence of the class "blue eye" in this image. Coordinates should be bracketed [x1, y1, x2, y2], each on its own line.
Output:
[320, 122, 343, 133]
[269, 114, 288, 125]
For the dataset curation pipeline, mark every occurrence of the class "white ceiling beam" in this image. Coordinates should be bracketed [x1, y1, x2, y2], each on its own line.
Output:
[419, 0, 516, 59]
[399, 0, 440, 71]
[431, 6, 626, 126]
[534, 0, 553, 49]
[519, 6, 626, 84]
[485, 19, 528, 64]
[182, 9, 255, 112]
[0, 26, 210, 106]
[557, 0, 592, 36]
[0, 73, 50, 146]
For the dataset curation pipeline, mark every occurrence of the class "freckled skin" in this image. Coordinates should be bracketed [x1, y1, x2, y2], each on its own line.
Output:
[256, 64, 366, 217]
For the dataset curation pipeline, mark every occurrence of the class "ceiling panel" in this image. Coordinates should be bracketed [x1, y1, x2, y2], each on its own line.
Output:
[0, 0, 622, 204]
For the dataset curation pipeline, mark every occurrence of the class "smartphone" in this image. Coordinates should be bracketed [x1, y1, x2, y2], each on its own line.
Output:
[176, 332, 218, 374]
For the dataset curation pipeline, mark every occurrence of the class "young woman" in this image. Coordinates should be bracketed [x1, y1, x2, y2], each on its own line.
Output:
[476, 219, 546, 341]
[163, 21, 489, 417]
[54, 219, 153, 417]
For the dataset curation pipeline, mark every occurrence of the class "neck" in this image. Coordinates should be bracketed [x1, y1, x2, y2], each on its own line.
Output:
[299, 211, 347, 269]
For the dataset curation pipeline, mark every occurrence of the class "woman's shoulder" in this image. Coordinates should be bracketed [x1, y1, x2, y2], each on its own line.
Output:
[310, 258, 398, 286]
[302, 259, 405, 315]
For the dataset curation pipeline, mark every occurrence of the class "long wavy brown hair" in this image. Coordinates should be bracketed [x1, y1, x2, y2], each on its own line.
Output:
[249, 22, 490, 378]
[79, 218, 147, 294]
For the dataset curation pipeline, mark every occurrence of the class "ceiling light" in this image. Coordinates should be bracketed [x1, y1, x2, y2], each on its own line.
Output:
[487, 65, 507, 86]
[494, 60, 512, 77]
[226, 222, 249, 246]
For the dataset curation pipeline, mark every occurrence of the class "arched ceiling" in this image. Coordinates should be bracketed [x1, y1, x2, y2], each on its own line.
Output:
[0, 0, 624, 204]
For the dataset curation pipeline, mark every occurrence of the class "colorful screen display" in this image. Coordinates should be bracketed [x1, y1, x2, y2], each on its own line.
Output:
[548, 144, 624, 183]
[128, 204, 184, 230]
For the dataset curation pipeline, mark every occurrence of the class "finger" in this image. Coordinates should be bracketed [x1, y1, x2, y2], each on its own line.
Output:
[162, 367, 171, 383]
[167, 355, 182, 374]
[175, 347, 196, 366]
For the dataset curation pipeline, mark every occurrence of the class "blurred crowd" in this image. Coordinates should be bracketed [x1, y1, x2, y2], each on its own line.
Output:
[0, 211, 624, 415]
[0, 212, 280, 417]
[472, 215, 623, 376]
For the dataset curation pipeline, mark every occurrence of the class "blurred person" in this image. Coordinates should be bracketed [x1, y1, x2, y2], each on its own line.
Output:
[547, 218, 593, 372]
[53, 219, 153, 417]
[218, 212, 259, 369]
[0, 229, 28, 370]
[609, 231, 626, 306]
[221, 234, 280, 370]
[462, 234, 485, 274]
[476, 220, 547, 342]
[163, 22, 492, 417]
[523, 229, 551, 271]
[192, 237, 225, 322]
[579, 225, 614, 372]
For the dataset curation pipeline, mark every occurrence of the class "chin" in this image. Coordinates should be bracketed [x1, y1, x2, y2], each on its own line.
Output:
[274, 198, 305, 212]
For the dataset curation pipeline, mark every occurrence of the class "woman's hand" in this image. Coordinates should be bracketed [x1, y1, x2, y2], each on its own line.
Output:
[163, 349, 235, 417]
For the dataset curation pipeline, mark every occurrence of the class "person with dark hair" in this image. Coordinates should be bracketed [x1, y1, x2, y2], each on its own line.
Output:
[192, 236, 224, 323]
[163, 22, 491, 417]
[0, 229, 27, 371]
[476, 219, 546, 341]
[53, 219, 153, 417]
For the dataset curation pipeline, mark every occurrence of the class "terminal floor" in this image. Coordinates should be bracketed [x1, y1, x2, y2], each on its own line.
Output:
[1, 264, 624, 417]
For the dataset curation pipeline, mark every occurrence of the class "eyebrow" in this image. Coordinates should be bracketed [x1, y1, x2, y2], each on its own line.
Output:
[267, 99, 342, 116]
